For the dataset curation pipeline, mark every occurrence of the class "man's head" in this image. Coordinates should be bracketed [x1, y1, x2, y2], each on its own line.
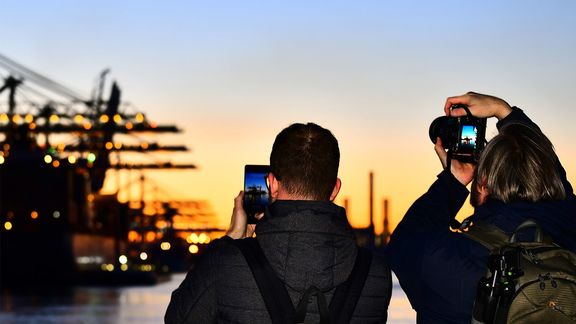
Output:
[472, 122, 566, 206]
[269, 123, 340, 201]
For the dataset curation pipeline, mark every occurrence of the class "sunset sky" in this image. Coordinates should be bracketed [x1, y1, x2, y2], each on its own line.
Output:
[2, 1, 575, 233]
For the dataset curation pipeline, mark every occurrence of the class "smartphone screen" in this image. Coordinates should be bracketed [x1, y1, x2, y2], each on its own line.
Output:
[243, 165, 270, 223]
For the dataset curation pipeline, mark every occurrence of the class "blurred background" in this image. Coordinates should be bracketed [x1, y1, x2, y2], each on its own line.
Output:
[1, 1, 575, 322]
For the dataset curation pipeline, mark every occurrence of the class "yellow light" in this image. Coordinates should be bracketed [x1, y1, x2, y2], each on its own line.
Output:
[119, 255, 128, 265]
[68, 156, 77, 164]
[125, 122, 133, 130]
[99, 115, 109, 123]
[57, 143, 66, 152]
[113, 114, 122, 123]
[49, 114, 60, 123]
[189, 244, 199, 254]
[0, 113, 9, 123]
[121, 264, 128, 271]
[140, 252, 148, 261]
[44, 155, 53, 164]
[199, 233, 208, 244]
[135, 113, 145, 123]
[31, 211, 39, 219]
[160, 242, 171, 251]
[73, 115, 84, 123]
[0, 156, 4, 164]
[114, 142, 122, 149]
[52, 160, 60, 168]
[105, 142, 114, 150]
[24, 114, 34, 123]
[190, 233, 199, 244]
[106, 264, 114, 272]
[4, 221, 12, 230]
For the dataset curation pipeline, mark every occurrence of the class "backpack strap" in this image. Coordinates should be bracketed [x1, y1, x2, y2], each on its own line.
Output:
[232, 238, 373, 324]
[462, 222, 510, 252]
[232, 238, 295, 324]
[329, 247, 373, 324]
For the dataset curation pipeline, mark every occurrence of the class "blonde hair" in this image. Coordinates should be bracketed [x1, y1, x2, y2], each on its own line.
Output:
[476, 123, 565, 202]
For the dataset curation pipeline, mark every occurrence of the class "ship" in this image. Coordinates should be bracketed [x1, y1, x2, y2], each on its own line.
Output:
[0, 53, 209, 288]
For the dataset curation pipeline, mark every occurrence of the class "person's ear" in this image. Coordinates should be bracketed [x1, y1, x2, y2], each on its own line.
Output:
[477, 183, 489, 206]
[268, 173, 279, 201]
[329, 178, 342, 201]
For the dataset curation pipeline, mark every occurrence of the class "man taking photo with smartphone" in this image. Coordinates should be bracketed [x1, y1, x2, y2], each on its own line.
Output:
[166, 122, 392, 323]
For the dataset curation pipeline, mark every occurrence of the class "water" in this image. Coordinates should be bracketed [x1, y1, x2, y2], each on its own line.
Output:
[0, 273, 415, 323]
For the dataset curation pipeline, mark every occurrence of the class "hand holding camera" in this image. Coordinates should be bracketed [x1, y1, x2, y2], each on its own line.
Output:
[444, 92, 513, 120]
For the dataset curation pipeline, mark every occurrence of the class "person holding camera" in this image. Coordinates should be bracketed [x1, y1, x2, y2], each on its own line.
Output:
[387, 92, 576, 323]
[165, 123, 392, 323]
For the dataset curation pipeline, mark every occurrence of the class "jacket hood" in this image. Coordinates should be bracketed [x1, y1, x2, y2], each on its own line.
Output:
[255, 200, 357, 293]
[470, 197, 576, 252]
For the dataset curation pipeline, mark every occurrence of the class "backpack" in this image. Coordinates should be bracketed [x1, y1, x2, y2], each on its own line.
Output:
[231, 238, 372, 324]
[463, 219, 576, 323]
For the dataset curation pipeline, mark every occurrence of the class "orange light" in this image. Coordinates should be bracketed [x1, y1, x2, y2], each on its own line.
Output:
[12, 115, 22, 123]
[105, 142, 114, 150]
[52, 160, 60, 168]
[141, 142, 149, 149]
[128, 230, 140, 242]
[83, 122, 92, 130]
[31, 211, 39, 219]
[99, 115, 109, 123]
[145, 231, 156, 242]
[125, 122, 133, 130]
[29, 123, 37, 130]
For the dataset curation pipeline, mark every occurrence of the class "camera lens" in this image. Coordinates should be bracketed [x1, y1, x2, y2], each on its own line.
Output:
[429, 116, 452, 145]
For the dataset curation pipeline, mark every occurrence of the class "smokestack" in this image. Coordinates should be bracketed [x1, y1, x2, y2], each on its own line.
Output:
[383, 198, 390, 244]
[369, 171, 374, 231]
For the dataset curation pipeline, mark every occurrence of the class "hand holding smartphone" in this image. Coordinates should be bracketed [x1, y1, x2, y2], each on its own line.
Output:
[243, 165, 271, 223]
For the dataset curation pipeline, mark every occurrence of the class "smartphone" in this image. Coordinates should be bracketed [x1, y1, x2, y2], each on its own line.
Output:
[243, 165, 271, 223]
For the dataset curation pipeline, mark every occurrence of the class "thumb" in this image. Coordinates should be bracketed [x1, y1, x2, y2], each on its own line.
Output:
[434, 137, 448, 169]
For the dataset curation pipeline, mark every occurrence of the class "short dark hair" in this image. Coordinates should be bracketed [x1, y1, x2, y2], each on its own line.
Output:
[270, 123, 340, 200]
[476, 122, 565, 202]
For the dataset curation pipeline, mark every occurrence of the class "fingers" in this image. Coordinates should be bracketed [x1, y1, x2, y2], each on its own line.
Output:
[434, 137, 448, 169]
[444, 95, 470, 116]
[234, 191, 244, 208]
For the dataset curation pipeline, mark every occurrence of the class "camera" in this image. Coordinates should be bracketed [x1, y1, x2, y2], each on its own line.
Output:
[243, 165, 271, 223]
[429, 105, 487, 163]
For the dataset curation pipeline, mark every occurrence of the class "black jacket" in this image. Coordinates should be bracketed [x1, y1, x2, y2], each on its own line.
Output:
[165, 200, 392, 323]
[387, 108, 576, 323]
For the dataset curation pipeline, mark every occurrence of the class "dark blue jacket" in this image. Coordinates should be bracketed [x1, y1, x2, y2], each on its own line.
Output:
[387, 108, 576, 323]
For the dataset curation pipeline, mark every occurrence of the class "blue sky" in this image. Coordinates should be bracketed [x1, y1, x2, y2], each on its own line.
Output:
[2, 1, 575, 230]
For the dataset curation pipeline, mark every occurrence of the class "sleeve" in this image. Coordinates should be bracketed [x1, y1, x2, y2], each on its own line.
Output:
[164, 236, 232, 323]
[386, 169, 470, 314]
